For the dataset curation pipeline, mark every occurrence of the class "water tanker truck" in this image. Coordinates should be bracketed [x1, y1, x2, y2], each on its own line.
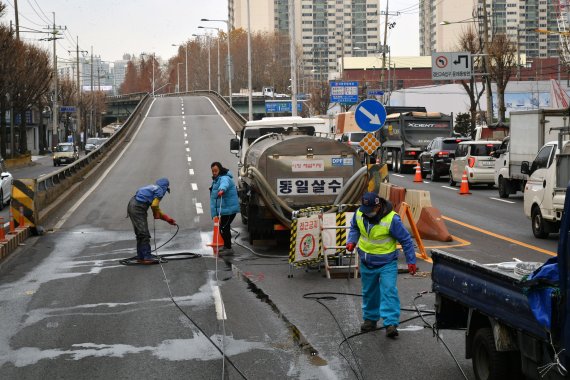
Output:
[230, 117, 368, 242]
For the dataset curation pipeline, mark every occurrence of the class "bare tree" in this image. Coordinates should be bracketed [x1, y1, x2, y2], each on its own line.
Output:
[457, 27, 486, 133]
[488, 34, 516, 122]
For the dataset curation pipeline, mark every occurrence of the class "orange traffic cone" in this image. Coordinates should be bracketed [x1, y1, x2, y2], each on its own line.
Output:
[207, 216, 224, 255]
[459, 170, 471, 195]
[18, 206, 25, 228]
[0, 217, 7, 243]
[8, 208, 15, 234]
[414, 162, 423, 183]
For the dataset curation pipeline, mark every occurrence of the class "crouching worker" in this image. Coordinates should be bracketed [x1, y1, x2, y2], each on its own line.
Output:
[346, 192, 417, 338]
[127, 178, 177, 264]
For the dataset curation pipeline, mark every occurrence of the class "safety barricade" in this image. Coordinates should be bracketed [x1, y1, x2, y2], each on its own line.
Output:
[288, 204, 359, 279]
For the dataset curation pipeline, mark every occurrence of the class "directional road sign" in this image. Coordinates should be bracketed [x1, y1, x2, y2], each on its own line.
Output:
[431, 52, 472, 80]
[354, 99, 387, 133]
[367, 89, 384, 96]
[330, 81, 359, 104]
[265, 100, 302, 113]
[60, 106, 77, 113]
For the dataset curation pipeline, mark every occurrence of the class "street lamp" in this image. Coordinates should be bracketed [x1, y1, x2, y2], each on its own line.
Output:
[201, 18, 232, 106]
[172, 43, 189, 92]
[198, 27, 221, 95]
[176, 62, 182, 92]
[193, 32, 212, 91]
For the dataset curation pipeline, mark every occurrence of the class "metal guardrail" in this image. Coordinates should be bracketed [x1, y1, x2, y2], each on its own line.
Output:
[34, 93, 151, 221]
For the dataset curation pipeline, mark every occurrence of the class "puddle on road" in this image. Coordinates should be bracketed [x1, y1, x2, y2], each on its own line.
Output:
[234, 267, 327, 367]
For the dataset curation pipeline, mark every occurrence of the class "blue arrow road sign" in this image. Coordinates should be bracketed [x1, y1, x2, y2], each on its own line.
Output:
[354, 99, 387, 132]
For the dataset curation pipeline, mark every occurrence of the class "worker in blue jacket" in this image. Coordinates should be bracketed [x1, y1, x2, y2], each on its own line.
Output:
[346, 192, 417, 338]
[127, 178, 176, 264]
[210, 162, 240, 254]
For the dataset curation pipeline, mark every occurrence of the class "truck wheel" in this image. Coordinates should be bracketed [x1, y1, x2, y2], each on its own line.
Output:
[393, 151, 400, 173]
[531, 206, 549, 239]
[430, 163, 439, 181]
[472, 328, 509, 380]
[498, 177, 510, 199]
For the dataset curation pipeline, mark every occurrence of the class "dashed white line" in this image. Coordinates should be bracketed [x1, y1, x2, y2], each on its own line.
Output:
[182, 120, 186, 125]
[189, 169, 194, 175]
[441, 186, 457, 191]
[184, 133, 187, 138]
[186, 148, 190, 152]
[196, 202, 203, 214]
[187, 157, 192, 162]
[183, 127, 186, 131]
[392, 174, 404, 178]
[181, 111, 184, 115]
[182, 116, 185, 119]
[489, 197, 516, 204]
[191, 183, 198, 191]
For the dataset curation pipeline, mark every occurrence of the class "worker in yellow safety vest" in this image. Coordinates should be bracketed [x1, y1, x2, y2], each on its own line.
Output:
[346, 192, 417, 338]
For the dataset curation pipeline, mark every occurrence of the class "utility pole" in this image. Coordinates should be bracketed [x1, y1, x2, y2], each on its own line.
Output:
[74, 36, 87, 149]
[185, 42, 189, 92]
[289, 0, 297, 116]
[14, 0, 19, 40]
[90, 46, 94, 138]
[481, 0, 494, 124]
[52, 13, 59, 146]
[380, 0, 389, 89]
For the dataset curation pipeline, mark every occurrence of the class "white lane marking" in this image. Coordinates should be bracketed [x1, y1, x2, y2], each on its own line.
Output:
[489, 197, 516, 204]
[181, 111, 184, 115]
[184, 133, 187, 138]
[182, 120, 186, 125]
[183, 127, 186, 131]
[191, 183, 198, 191]
[423, 181, 430, 184]
[189, 169, 194, 175]
[212, 285, 227, 320]
[184, 140, 189, 145]
[182, 116, 185, 119]
[187, 157, 192, 162]
[392, 174, 404, 178]
[441, 186, 457, 191]
[54, 98, 157, 230]
[203, 96, 235, 134]
[196, 202, 203, 214]
[186, 148, 190, 152]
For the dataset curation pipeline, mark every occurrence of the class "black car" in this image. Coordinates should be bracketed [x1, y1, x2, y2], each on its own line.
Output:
[418, 137, 471, 181]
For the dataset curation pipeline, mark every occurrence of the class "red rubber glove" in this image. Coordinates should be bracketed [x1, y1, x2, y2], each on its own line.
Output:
[162, 214, 176, 226]
[408, 264, 417, 275]
[217, 190, 224, 198]
[346, 243, 356, 252]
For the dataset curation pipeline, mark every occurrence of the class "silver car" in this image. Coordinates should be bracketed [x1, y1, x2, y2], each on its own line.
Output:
[449, 141, 502, 187]
[0, 157, 12, 210]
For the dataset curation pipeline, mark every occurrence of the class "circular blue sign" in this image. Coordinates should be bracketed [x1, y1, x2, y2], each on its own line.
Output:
[354, 99, 387, 132]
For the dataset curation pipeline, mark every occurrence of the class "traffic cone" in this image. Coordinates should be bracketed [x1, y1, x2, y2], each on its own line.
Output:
[207, 216, 224, 255]
[8, 208, 15, 234]
[0, 217, 7, 243]
[414, 162, 423, 183]
[459, 170, 471, 195]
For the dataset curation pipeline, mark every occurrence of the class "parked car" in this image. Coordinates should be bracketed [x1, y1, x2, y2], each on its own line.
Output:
[449, 140, 502, 187]
[418, 136, 472, 181]
[0, 156, 12, 210]
[85, 138, 106, 154]
[53, 143, 79, 166]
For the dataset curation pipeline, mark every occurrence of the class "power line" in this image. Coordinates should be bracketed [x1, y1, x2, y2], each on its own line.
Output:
[25, 0, 51, 24]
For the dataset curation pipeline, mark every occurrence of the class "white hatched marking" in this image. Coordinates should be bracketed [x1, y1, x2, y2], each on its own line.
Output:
[191, 183, 198, 191]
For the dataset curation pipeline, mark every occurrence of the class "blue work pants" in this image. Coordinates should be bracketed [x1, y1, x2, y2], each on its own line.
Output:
[127, 197, 153, 260]
[360, 260, 400, 326]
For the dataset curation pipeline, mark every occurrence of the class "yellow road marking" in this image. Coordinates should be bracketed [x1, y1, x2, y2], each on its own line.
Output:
[442, 216, 556, 256]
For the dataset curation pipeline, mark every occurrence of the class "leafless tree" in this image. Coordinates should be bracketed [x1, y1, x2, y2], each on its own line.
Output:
[488, 34, 516, 122]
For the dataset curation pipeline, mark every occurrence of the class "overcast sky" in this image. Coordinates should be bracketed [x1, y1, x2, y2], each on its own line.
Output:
[3, 0, 419, 63]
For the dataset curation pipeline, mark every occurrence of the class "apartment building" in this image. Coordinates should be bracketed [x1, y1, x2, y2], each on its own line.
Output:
[230, 0, 382, 80]
[420, 0, 561, 59]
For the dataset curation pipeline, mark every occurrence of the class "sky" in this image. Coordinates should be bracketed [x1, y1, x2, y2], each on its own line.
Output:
[2, 0, 420, 64]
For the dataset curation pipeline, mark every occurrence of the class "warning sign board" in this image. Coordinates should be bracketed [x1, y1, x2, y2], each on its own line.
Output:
[358, 133, 380, 155]
[294, 215, 321, 263]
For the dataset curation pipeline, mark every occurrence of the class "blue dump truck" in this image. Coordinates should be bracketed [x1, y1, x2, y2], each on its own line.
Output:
[432, 183, 570, 380]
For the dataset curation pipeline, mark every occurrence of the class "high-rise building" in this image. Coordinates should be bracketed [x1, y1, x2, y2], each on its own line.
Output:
[229, 0, 381, 80]
[419, 0, 560, 59]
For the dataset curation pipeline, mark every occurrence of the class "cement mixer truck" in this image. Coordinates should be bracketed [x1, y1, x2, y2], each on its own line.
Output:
[229, 117, 368, 243]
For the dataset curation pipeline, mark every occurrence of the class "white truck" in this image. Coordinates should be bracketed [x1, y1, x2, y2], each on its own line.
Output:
[494, 109, 565, 198]
[522, 127, 570, 238]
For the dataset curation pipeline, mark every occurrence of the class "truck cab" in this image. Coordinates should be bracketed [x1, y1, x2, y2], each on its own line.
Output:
[522, 140, 569, 238]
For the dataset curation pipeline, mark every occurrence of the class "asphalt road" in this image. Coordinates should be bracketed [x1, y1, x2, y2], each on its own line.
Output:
[0, 95, 560, 379]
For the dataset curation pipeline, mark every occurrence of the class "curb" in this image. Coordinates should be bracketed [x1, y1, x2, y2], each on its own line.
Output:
[0, 226, 30, 261]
